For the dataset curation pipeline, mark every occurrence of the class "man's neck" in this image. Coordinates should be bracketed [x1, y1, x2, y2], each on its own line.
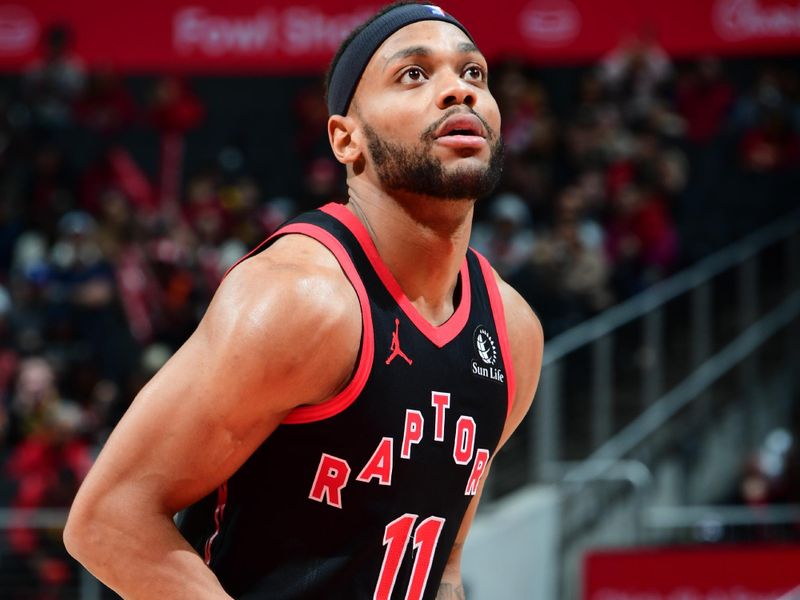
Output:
[346, 181, 474, 327]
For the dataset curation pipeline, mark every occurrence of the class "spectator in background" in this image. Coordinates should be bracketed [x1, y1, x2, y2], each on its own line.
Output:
[299, 156, 345, 212]
[605, 181, 678, 297]
[732, 65, 800, 227]
[148, 76, 205, 207]
[216, 176, 265, 261]
[734, 66, 800, 169]
[22, 24, 86, 131]
[739, 108, 800, 173]
[654, 147, 690, 260]
[491, 63, 559, 223]
[3, 356, 90, 599]
[472, 193, 536, 279]
[292, 81, 330, 162]
[94, 188, 162, 346]
[495, 62, 558, 158]
[25, 141, 76, 237]
[7, 232, 47, 349]
[565, 98, 629, 178]
[598, 32, 672, 125]
[731, 66, 784, 132]
[46, 211, 137, 383]
[145, 215, 205, 348]
[80, 145, 156, 215]
[74, 68, 136, 138]
[734, 428, 800, 540]
[573, 72, 620, 131]
[258, 196, 298, 238]
[676, 57, 734, 146]
[0, 175, 25, 275]
[0, 286, 16, 409]
[524, 187, 612, 334]
[148, 76, 206, 138]
[574, 167, 609, 221]
[182, 171, 227, 248]
[501, 150, 555, 224]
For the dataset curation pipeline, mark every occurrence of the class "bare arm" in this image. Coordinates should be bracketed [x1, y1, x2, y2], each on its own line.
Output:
[438, 273, 544, 596]
[436, 582, 467, 600]
[63, 236, 361, 599]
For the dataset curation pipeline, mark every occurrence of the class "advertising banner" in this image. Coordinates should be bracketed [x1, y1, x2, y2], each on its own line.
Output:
[584, 545, 800, 600]
[2, 0, 800, 73]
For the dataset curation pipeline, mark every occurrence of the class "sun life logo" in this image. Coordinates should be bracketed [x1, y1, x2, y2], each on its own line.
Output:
[473, 326, 498, 366]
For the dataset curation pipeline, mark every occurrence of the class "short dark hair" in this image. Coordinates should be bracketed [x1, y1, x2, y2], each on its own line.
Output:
[324, 1, 420, 110]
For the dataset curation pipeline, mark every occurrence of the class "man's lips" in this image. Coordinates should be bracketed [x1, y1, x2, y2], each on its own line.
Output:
[434, 135, 487, 149]
[434, 113, 487, 139]
[433, 113, 488, 149]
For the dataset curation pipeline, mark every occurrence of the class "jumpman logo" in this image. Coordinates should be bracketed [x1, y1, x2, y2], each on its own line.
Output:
[385, 318, 413, 365]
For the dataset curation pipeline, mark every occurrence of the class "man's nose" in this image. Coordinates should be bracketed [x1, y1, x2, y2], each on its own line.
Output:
[436, 74, 476, 110]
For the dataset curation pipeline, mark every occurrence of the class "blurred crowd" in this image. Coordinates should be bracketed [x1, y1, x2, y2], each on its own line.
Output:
[476, 40, 799, 334]
[0, 24, 799, 598]
[738, 426, 800, 515]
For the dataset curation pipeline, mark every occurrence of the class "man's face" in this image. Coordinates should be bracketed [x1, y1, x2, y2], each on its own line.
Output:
[348, 20, 503, 201]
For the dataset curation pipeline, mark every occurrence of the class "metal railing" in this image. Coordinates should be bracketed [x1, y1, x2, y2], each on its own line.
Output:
[644, 503, 800, 547]
[532, 209, 800, 480]
[484, 209, 800, 598]
[486, 208, 800, 494]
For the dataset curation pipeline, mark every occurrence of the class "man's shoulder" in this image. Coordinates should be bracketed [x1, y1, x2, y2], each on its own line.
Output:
[230, 232, 356, 298]
[208, 233, 362, 349]
[194, 232, 362, 408]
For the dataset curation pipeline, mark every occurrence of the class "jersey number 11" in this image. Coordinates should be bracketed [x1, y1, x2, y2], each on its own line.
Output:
[374, 513, 446, 600]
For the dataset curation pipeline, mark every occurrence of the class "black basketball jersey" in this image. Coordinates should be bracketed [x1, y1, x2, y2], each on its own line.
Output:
[178, 203, 516, 600]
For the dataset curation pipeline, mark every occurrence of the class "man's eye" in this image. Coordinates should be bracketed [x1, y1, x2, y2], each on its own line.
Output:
[401, 68, 425, 83]
[465, 66, 485, 81]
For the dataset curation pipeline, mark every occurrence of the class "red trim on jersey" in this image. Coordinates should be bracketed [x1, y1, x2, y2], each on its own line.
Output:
[270, 223, 375, 425]
[204, 480, 228, 565]
[222, 232, 275, 280]
[320, 203, 471, 349]
[474, 251, 516, 420]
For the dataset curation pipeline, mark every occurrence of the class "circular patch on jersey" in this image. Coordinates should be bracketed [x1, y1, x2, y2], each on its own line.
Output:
[473, 325, 498, 366]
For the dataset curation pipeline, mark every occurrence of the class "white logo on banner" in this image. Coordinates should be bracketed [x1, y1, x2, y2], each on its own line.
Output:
[714, 0, 800, 40]
[519, 0, 581, 46]
[0, 5, 38, 55]
[174, 8, 279, 55]
[282, 7, 374, 55]
[174, 6, 375, 57]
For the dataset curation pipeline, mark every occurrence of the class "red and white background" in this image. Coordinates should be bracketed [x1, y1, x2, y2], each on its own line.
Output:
[584, 545, 800, 600]
[1, 0, 800, 73]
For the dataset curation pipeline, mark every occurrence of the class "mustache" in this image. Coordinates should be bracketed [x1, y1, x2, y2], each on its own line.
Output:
[420, 107, 497, 143]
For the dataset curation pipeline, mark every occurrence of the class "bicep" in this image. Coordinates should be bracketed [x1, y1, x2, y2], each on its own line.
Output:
[76, 263, 360, 517]
[85, 323, 288, 515]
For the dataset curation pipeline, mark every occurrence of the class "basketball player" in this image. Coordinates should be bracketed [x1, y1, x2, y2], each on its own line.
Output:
[64, 3, 543, 599]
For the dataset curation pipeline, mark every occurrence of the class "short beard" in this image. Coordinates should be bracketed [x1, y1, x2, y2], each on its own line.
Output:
[362, 111, 504, 201]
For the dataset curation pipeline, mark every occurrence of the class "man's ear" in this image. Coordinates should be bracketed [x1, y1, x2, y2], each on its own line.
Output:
[328, 115, 362, 166]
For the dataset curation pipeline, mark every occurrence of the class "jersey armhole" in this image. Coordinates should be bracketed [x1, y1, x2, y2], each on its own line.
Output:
[263, 223, 373, 425]
[473, 250, 516, 421]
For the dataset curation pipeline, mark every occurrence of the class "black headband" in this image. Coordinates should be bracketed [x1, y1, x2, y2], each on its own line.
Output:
[327, 4, 474, 116]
